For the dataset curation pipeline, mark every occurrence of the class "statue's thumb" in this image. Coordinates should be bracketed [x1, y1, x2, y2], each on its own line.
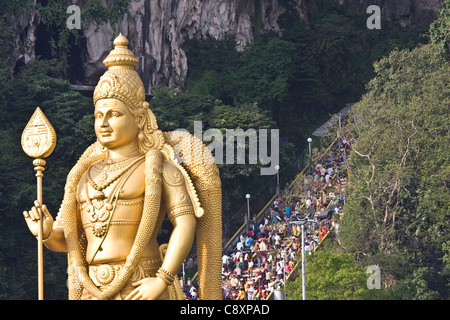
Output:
[42, 205, 50, 217]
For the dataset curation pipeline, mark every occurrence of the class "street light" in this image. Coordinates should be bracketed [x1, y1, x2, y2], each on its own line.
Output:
[338, 113, 342, 138]
[290, 217, 315, 300]
[275, 165, 280, 194]
[181, 260, 185, 289]
[282, 248, 286, 297]
[301, 224, 306, 300]
[338, 113, 342, 150]
[307, 137, 312, 174]
[246, 194, 251, 222]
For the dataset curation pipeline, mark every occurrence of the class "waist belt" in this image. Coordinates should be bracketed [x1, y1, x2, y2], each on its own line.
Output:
[88, 258, 161, 287]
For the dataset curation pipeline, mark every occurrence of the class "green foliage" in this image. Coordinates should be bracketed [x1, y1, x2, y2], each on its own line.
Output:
[36, 0, 84, 76]
[430, 0, 450, 53]
[182, 35, 243, 105]
[0, 59, 94, 299]
[0, 0, 33, 15]
[339, 44, 450, 299]
[34, 0, 134, 75]
[183, 0, 426, 152]
[81, 0, 134, 33]
[149, 86, 280, 214]
[392, 267, 441, 300]
[0, 0, 34, 72]
[188, 70, 220, 97]
[232, 36, 297, 109]
[286, 251, 373, 300]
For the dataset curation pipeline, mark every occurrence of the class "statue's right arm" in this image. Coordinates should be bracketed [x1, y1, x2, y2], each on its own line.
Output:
[23, 201, 68, 253]
[42, 225, 68, 252]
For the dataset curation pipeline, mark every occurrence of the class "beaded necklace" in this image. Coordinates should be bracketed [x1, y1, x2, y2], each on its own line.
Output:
[85, 155, 145, 238]
[87, 155, 145, 201]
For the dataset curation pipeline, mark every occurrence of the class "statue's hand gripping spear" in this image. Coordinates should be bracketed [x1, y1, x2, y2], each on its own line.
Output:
[21, 107, 57, 300]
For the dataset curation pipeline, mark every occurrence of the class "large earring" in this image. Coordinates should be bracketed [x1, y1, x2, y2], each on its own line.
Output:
[138, 132, 145, 141]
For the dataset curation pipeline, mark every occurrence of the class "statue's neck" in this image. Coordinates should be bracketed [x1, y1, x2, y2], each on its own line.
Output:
[106, 143, 141, 162]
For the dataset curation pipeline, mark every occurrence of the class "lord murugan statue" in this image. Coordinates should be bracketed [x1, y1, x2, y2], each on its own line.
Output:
[23, 34, 222, 300]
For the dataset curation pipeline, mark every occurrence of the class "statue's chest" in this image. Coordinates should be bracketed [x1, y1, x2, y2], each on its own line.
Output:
[77, 159, 146, 237]
[79, 159, 145, 201]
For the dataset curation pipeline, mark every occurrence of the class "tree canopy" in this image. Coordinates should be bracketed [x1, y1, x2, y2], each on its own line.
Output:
[286, 251, 374, 300]
[339, 43, 449, 300]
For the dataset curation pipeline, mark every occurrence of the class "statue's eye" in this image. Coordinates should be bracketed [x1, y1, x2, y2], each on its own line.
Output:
[95, 112, 103, 120]
[111, 111, 122, 117]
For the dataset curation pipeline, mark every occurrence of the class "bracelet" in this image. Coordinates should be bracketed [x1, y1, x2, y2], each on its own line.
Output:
[41, 231, 54, 244]
[156, 267, 175, 286]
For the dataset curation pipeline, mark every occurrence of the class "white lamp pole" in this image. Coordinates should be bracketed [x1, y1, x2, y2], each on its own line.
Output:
[246, 194, 251, 222]
[307, 138, 312, 174]
[275, 165, 280, 194]
[338, 113, 342, 150]
[301, 223, 306, 300]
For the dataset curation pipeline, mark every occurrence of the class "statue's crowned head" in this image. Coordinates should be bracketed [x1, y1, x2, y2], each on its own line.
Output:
[93, 34, 162, 153]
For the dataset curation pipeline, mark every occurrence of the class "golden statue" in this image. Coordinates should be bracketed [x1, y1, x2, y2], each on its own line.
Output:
[22, 34, 222, 300]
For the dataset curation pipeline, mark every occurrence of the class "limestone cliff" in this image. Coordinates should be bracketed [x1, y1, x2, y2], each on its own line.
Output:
[10, 0, 445, 92]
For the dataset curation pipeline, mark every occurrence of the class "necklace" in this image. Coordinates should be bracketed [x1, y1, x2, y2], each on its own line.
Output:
[92, 156, 142, 178]
[87, 155, 145, 201]
[85, 155, 145, 238]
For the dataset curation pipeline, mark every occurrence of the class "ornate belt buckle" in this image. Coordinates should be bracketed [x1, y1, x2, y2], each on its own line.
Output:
[95, 264, 116, 286]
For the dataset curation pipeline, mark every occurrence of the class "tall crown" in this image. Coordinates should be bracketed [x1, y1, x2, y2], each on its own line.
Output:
[103, 34, 139, 69]
[93, 34, 147, 111]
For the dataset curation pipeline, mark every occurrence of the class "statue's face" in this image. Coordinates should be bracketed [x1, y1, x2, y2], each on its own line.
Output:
[94, 99, 139, 150]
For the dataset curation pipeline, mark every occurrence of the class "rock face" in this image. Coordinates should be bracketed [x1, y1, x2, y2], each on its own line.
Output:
[337, 0, 444, 28]
[80, 0, 276, 90]
[10, 0, 41, 68]
[10, 0, 445, 91]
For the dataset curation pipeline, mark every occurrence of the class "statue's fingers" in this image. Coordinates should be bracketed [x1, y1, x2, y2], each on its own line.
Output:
[35, 205, 43, 219]
[124, 288, 139, 300]
[23, 210, 31, 220]
[30, 206, 40, 221]
[34, 200, 41, 209]
[131, 279, 145, 287]
[131, 291, 142, 300]
[42, 205, 51, 219]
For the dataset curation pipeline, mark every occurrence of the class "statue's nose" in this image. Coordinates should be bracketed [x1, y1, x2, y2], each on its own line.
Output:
[101, 116, 110, 128]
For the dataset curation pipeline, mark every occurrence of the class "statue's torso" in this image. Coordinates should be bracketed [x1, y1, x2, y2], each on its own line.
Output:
[77, 158, 164, 265]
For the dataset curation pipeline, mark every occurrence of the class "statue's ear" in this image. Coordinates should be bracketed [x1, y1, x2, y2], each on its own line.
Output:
[135, 110, 147, 130]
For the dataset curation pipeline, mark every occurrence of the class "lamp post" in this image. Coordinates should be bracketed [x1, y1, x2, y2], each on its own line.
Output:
[275, 165, 280, 194]
[338, 113, 342, 150]
[338, 113, 342, 138]
[301, 223, 306, 300]
[180, 260, 185, 289]
[307, 137, 312, 175]
[246, 194, 251, 222]
[290, 218, 315, 300]
[282, 248, 286, 297]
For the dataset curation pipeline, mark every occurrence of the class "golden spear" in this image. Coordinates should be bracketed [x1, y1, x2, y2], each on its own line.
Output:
[21, 107, 57, 300]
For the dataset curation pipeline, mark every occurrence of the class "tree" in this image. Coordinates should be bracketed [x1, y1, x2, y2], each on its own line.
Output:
[430, 0, 450, 54]
[0, 60, 94, 299]
[149, 86, 281, 218]
[286, 251, 373, 300]
[339, 43, 450, 299]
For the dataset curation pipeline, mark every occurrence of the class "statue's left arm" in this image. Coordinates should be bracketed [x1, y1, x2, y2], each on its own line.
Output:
[158, 162, 197, 275]
[160, 212, 196, 276]
[157, 163, 197, 291]
[126, 163, 196, 300]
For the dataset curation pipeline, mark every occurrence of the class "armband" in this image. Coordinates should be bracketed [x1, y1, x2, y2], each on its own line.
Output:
[167, 205, 194, 223]
[156, 267, 175, 286]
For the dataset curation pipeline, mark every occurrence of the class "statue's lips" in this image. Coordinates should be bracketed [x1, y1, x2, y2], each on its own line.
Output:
[100, 131, 112, 137]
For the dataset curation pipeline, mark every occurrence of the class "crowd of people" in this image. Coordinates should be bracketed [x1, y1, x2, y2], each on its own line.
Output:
[184, 140, 350, 300]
